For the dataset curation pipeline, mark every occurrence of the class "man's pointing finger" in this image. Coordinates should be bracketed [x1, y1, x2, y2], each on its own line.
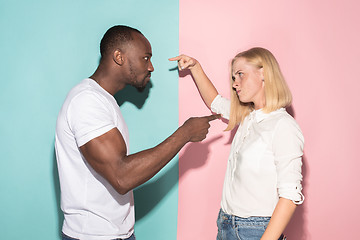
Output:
[206, 114, 222, 122]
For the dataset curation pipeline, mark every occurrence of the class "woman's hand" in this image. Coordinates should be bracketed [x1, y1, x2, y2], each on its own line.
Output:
[169, 54, 198, 70]
[169, 54, 218, 108]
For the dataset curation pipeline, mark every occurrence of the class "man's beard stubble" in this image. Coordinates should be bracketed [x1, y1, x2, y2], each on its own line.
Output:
[136, 85, 146, 92]
[129, 63, 148, 93]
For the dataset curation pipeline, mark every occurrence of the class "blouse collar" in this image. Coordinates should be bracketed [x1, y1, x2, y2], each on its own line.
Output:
[250, 108, 286, 123]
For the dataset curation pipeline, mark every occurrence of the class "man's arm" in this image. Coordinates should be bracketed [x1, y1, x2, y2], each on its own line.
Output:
[80, 114, 220, 195]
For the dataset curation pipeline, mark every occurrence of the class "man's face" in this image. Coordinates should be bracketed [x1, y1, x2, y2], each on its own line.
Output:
[125, 33, 154, 91]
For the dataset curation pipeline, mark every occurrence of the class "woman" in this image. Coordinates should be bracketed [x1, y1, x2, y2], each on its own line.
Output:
[170, 47, 304, 240]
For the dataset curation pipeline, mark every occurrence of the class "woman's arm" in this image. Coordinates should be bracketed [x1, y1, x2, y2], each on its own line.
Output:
[260, 198, 297, 240]
[262, 117, 304, 239]
[169, 55, 218, 108]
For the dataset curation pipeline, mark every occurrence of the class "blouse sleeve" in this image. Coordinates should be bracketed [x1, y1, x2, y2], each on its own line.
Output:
[210, 95, 231, 120]
[272, 116, 305, 205]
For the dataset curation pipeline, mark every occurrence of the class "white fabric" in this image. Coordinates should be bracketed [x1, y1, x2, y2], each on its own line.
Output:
[211, 95, 304, 218]
[55, 78, 134, 240]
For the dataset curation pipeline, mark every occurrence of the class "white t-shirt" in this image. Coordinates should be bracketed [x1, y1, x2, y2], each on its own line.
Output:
[211, 95, 304, 218]
[55, 78, 134, 240]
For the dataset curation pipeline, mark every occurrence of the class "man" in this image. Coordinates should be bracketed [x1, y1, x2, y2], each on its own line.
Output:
[55, 25, 219, 240]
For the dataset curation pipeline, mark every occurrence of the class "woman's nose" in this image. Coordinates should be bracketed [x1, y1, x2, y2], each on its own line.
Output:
[232, 79, 240, 88]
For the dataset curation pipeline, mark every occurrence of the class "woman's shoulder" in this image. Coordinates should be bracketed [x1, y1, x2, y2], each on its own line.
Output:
[270, 109, 304, 142]
[263, 108, 301, 131]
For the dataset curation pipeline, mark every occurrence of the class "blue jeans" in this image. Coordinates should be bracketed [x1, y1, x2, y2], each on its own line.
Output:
[62, 232, 136, 240]
[216, 209, 286, 240]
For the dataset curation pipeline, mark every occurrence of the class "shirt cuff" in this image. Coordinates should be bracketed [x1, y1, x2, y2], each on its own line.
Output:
[278, 183, 305, 205]
[210, 94, 230, 120]
[76, 124, 115, 147]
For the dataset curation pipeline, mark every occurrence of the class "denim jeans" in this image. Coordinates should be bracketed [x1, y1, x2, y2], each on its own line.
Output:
[216, 209, 286, 240]
[62, 232, 136, 240]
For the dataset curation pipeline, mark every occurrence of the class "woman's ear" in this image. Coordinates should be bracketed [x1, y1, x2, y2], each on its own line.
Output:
[259, 67, 264, 79]
[259, 67, 265, 86]
[113, 49, 124, 65]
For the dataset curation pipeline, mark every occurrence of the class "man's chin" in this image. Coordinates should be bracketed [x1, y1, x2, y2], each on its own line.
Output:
[136, 79, 150, 92]
[136, 86, 146, 92]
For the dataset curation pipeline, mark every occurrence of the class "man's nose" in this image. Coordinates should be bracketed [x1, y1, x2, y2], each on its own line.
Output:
[148, 61, 154, 72]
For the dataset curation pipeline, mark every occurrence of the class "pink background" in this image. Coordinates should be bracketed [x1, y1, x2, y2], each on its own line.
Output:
[178, 0, 360, 239]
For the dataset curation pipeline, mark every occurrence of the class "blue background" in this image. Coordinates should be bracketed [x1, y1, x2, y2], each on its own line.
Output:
[0, 0, 179, 239]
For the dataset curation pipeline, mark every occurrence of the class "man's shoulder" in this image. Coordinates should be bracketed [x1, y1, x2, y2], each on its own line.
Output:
[67, 78, 93, 97]
[66, 79, 108, 104]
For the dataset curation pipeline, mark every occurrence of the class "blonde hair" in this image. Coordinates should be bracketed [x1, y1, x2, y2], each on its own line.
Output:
[225, 47, 292, 131]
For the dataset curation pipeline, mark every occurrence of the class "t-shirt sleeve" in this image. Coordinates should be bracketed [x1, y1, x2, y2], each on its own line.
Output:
[210, 95, 231, 120]
[67, 91, 116, 147]
[273, 117, 305, 204]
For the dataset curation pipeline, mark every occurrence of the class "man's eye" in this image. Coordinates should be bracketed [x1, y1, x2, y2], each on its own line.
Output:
[232, 76, 235, 81]
[144, 57, 150, 61]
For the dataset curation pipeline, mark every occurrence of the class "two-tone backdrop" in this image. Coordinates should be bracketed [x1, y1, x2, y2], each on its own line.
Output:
[1, 0, 359, 239]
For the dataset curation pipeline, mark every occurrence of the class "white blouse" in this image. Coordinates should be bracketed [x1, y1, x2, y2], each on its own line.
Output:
[211, 95, 304, 218]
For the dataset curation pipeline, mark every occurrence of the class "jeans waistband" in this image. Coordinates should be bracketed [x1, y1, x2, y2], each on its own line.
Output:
[219, 208, 271, 225]
[62, 232, 135, 240]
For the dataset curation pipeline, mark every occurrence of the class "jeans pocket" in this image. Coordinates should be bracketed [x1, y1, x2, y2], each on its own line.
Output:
[235, 222, 267, 240]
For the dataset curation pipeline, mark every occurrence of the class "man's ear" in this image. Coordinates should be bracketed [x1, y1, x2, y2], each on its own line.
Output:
[113, 49, 124, 65]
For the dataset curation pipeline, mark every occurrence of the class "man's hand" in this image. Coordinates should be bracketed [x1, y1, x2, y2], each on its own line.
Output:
[180, 114, 221, 142]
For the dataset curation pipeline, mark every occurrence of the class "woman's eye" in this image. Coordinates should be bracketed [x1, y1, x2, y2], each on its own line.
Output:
[144, 57, 149, 61]
[232, 76, 235, 81]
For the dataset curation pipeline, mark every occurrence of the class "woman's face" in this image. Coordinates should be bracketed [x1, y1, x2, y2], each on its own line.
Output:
[232, 57, 265, 109]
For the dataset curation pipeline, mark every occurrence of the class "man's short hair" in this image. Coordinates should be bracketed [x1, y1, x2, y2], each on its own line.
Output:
[100, 25, 142, 58]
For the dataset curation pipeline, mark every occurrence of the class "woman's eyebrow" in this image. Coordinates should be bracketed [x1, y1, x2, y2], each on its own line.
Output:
[234, 69, 243, 75]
